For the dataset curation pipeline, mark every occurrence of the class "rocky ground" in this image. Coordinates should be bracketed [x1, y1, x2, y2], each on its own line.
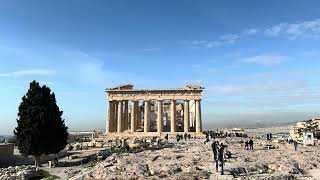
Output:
[62, 138, 320, 180]
[41, 135, 320, 180]
[217, 137, 320, 179]
[0, 165, 35, 179]
[46, 139, 213, 180]
[2, 128, 320, 180]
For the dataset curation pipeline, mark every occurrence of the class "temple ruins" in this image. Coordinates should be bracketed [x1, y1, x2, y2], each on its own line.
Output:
[105, 84, 204, 136]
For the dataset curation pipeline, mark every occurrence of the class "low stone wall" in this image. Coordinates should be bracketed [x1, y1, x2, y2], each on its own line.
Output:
[0, 150, 68, 168]
[0, 155, 33, 168]
[0, 143, 14, 155]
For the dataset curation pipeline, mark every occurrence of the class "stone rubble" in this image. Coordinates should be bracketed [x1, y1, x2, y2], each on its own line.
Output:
[69, 140, 212, 180]
[59, 137, 320, 179]
[0, 165, 35, 180]
[218, 137, 320, 179]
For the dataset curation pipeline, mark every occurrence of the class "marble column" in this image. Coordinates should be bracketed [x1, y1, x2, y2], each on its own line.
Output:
[184, 100, 190, 133]
[117, 101, 123, 133]
[171, 100, 176, 132]
[131, 101, 137, 132]
[135, 102, 140, 130]
[157, 100, 163, 133]
[106, 101, 115, 133]
[113, 102, 118, 132]
[195, 100, 202, 133]
[144, 100, 150, 132]
[123, 100, 128, 131]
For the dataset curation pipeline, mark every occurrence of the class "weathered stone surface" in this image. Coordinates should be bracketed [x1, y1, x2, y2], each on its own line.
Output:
[69, 140, 212, 180]
[0, 165, 35, 180]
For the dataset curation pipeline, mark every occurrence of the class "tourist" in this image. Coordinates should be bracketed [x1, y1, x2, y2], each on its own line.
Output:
[267, 133, 270, 140]
[249, 139, 253, 150]
[205, 133, 209, 139]
[294, 140, 298, 151]
[204, 136, 210, 143]
[211, 141, 218, 171]
[188, 134, 191, 140]
[220, 143, 225, 152]
[218, 144, 225, 175]
[165, 134, 168, 142]
[245, 141, 249, 150]
[184, 133, 187, 141]
[225, 149, 232, 158]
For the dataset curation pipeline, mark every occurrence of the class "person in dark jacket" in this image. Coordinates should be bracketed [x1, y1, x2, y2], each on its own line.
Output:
[211, 141, 218, 171]
[249, 139, 254, 150]
[245, 141, 249, 150]
[294, 140, 298, 151]
[218, 144, 225, 175]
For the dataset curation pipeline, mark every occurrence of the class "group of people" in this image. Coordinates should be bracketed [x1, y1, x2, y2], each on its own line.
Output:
[244, 139, 254, 150]
[176, 133, 192, 142]
[211, 141, 225, 175]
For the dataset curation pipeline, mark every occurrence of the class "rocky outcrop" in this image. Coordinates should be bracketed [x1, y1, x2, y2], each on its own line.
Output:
[69, 141, 212, 180]
[0, 165, 35, 180]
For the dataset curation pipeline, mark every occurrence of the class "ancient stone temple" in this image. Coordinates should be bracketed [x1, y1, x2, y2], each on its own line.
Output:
[105, 84, 204, 136]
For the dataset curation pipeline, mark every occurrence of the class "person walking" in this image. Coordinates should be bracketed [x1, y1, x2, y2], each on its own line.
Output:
[211, 141, 218, 171]
[245, 141, 249, 150]
[293, 140, 298, 151]
[249, 139, 253, 150]
[218, 144, 225, 175]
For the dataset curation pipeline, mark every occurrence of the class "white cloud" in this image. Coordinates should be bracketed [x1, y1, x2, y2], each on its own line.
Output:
[0, 69, 56, 77]
[181, 33, 240, 49]
[66, 51, 117, 85]
[180, 27, 259, 48]
[303, 50, 320, 56]
[266, 19, 320, 39]
[183, 79, 205, 84]
[242, 28, 258, 35]
[139, 48, 160, 52]
[243, 54, 288, 65]
[207, 85, 249, 95]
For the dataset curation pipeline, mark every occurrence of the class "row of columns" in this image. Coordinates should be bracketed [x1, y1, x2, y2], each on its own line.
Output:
[106, 99, 202, 134]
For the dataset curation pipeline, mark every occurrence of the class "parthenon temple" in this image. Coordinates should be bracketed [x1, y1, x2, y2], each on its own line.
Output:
[105, 84, 204, 136]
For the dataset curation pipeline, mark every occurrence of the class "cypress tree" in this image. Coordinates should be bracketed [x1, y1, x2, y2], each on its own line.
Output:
[14, 80, 68, 170]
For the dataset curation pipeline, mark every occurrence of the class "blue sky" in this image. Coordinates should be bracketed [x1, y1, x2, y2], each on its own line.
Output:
[1, 1, 320, 134]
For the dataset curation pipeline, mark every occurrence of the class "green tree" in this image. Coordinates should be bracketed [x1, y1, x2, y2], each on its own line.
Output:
[14, 80, 68, 170]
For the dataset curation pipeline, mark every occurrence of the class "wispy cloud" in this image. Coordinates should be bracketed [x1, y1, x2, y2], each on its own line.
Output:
[191, 64, 216, 74]
[207, 85, 249, 95]
[180, 19, 320, 49]
[0, 69, 56, 77]
[66, 51, 117, 85]
[139, 48, 160, 52]
[183, 79, 205, 85]
[302, 50, 320, 56]
[242, 28, 258, 35]
[266, 19, 320, 40]
[207, 80, 308, 98]
[242, 54, 289, 66]
[180, 33, 240, 48]
[180, 28, 257, 48]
